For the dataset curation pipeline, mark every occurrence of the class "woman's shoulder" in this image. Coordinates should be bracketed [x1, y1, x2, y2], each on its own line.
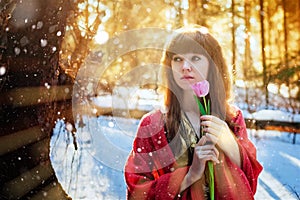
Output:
[136, 109, 165, 137]
[139, 109, 164, 126]
[133, 109, 170, 152]
[228, 104, 245, 124]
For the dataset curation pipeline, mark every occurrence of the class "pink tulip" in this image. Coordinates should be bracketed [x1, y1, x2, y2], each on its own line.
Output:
[191, 79, 214, 200]
[191, 80, 210, 97]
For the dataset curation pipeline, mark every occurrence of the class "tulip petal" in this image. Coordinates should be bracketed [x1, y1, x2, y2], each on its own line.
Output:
[191, 80, 210, 97]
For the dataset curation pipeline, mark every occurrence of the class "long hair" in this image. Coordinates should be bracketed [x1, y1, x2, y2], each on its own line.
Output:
[160, 25, 234, 140]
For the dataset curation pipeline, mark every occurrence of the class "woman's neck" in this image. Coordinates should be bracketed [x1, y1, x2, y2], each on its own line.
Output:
[181, 90, 199, 115]
[181, 90, 201, 137]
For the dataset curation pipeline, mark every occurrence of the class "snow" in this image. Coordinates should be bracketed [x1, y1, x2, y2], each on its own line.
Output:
[50, 108, 300, 200]
[246, 109, 300, 122]
[93, 90, 300, 123]
[92, 87, 162, 111]
[250, 130, 300, 199]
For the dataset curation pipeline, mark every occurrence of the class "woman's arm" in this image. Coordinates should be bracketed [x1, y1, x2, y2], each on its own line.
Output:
[218, 128, 241, 167]
[230, 109, 263, 193]
[125, 111, 189, 199]
[125, 148, 189, 199]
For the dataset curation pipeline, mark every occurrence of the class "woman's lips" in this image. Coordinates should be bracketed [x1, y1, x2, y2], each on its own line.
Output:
[181, 75, 194, 80]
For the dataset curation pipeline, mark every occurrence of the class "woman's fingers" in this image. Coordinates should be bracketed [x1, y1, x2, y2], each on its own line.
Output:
[204, 133, 218, 145]
[196, 148, 219, 164]
[195, 147, 219, 160]
[195, 137, 220, 164]
[197, 133, 217, 145]
[201, 115, 224, 128]
[197, 134, 207, 145]
[200, 115, 229, 138]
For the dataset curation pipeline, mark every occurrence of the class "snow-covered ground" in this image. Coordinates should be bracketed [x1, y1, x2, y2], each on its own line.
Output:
[251, 130, 300, 199]
[50, 108, 300, 200]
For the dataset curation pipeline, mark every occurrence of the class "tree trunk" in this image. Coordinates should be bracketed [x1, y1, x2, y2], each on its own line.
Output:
[231, 0, 236, 84]
[0, 0, 72, 199]
[282, 0, 293, 112]
[244, 0, 251, 111]
[259, 0, 269, 108]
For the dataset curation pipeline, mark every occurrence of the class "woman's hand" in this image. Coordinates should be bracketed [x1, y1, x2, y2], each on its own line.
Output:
[191, 134, 220, 177]
[200, 115, 230, 145]
[180, 134, 219, 192]
[200, 115, 241, 167]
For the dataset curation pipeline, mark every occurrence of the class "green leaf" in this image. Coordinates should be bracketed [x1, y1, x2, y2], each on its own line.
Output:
[194, 96, 206, 115]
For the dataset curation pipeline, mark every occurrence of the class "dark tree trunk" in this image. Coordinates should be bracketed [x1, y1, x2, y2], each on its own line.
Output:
[0, 0, 73, 199]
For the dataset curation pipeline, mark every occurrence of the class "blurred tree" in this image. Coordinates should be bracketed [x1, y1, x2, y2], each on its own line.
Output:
[59, 0, 105, 79]
[187, 0, 199, 25]
[243, 0, 252, 111]
[57, 0, 299, 112]
[265, 0, 300, 111]
[0, 0, 16, 91]
[231, 0, 237, 83]
[259, 0, 269, 107]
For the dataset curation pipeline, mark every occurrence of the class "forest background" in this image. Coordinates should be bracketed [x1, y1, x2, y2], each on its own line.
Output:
[57, 0, 300, 114]
[0, 0, 300, 199]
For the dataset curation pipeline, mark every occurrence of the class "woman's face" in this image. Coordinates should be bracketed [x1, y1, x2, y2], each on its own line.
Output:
[171, 53, 209, 90]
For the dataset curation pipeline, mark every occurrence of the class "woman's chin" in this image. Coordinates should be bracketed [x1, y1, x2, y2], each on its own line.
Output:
[179, 83, 194, 91]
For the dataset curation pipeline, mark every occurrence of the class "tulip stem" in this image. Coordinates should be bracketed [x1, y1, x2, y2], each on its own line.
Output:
[193, 95, 214, 200]
[208, 161, 214, 200]
[203, 96, 208, 114]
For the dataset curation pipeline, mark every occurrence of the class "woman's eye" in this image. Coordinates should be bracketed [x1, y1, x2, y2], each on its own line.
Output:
[173, 56, 182, 62]
[192, 56, 201, 61]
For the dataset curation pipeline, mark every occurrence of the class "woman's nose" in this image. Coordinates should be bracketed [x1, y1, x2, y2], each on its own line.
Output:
[182, 60, 192, 71]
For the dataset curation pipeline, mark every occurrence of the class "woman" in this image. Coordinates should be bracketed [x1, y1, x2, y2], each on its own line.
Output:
[124, 25, 262, 199]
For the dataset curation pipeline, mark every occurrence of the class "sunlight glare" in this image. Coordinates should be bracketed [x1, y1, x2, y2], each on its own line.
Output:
[78, 2, 87, 10]
[267, 83, 278, 94]
[88, 0, 95, 5]
[283, 85, 299, 98]
[88, 5, 94, 13]
[235, 79, 245, 88]
[95, 30, 109, 44]
[165, 8, 176, 19]
[279, 84, 289, 98]
[253, 62, 263, 73]
[181, 0, 189, 10]
[250, 17, 257, 25]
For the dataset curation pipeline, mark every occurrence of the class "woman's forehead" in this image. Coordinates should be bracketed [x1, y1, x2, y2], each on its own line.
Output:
[167, 36, 207, 55]
[172, 53, 207, 57]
